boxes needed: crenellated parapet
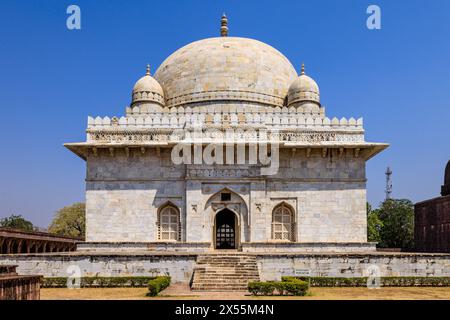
[85,111,365,145]
[87,113,363,131]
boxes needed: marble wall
[85,146,368,245]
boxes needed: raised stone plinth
[77,242,211,253]
[1,252,450,286]
[241,242,377,253]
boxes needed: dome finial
[146,64,151,76]
[221,13,228,37]
[301,62,305,75]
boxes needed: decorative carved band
[188,168,255,178]
[87,129,364,144]
[165,89,286,108]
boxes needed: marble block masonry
[64,15,388,252]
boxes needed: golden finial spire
[301,62,305,75]
[221,13,228,37]
[146,64,151,76]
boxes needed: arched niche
[204,187,250,246]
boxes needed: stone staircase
[191,253,260,291]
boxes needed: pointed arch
[204,187,246,209]
[204,186,250,244]
[157,201,181,241]
[272,202,296,241]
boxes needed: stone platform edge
[1,251,450,258]
[75,241,379,253]
[2,251,450,282]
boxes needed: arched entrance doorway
[215,209,238,249]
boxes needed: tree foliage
[0,214,34,231]
[366,203,383,243]
[374,199,414,249]
[48,202,85,238]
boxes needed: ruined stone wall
[0,254,197,283]
[256,253,450,280]
[415,195,450,253]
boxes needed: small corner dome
[442,160,450,196]
[131,65,165,106]
[444,160,450,185]
[287,63,320,106]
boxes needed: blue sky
[0,0,449,227]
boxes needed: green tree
[48,203,85,238]
[376,199,414,249]
[0,214,34,231]
[367,203,383,243]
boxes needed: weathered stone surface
[256,253,450,280]
[85,149,368,245]
[0,254,197,283]
[415,195,450,253]
[2,253,450,284]
[414,161,450,253]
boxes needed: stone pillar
[6,239,13,254]
[185,180,205,242]
[16,240,23,254]
[249,181,269,242]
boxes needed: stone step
[194,273,259,277]
[191,254,260,292]
[198,257,256,261]
[197,260,254,264]
[194,273,259,279]
[195,274,258,276]
[197,262,255,267]
[195,266,258,269]
[192,282,250,286]
[194,268,258,272]
[198,256,257,259]
[191,286,249,291]
[192,279,252,284]
[192,280,258,284]
[198,256,257,258]
[197,262,253,264]
[193,271,259,275]
[198,254,254,256]
[193,273,259,277]
[192,284,250,288]
[197,261,257,264]
[193,277,259,281]
[196,262,256,264]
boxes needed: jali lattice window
[272,204,295,241]
[158,205,180,241]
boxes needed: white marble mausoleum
[66,15,388,253]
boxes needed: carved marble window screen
[158,206,180,241]
[272,204,295,241]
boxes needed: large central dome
[154,37,298,108]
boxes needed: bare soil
[41,286,450,300]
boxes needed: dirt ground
[40,285,450,300]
